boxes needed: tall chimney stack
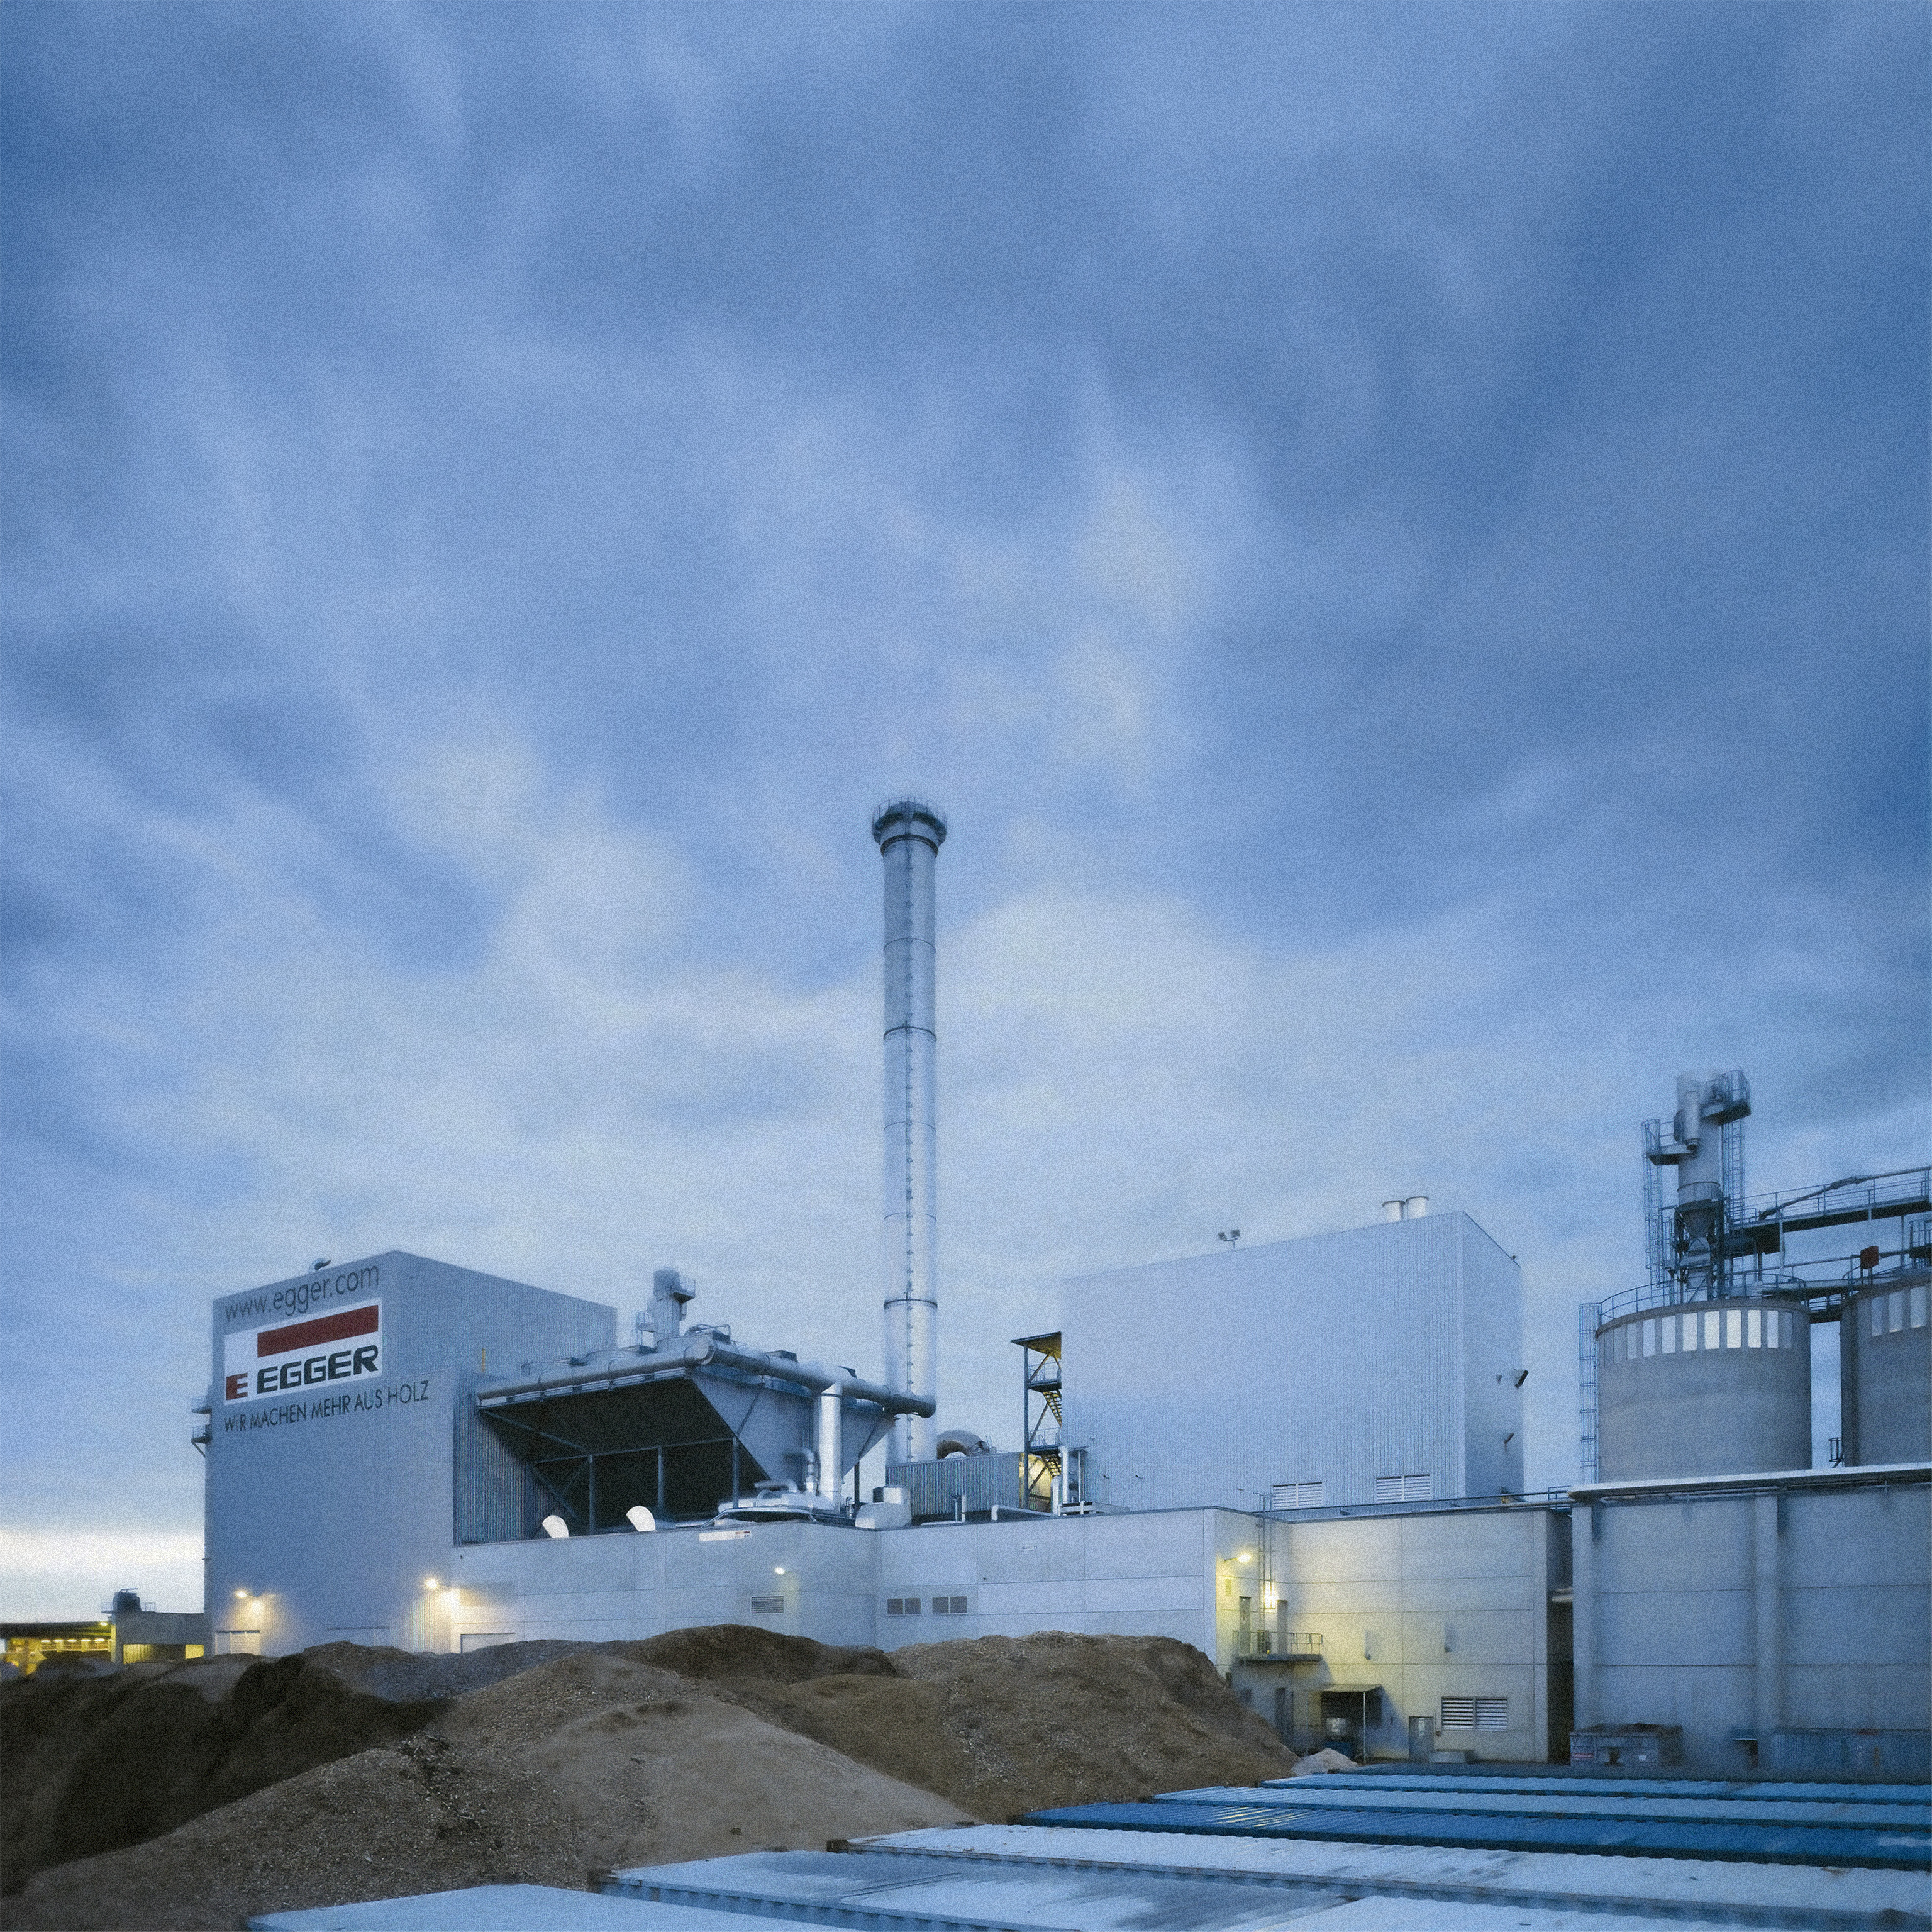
[872,798,945,1464]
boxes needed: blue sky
[4,1,1926,1616]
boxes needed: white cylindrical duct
[1405,1196,1429,1219]
[816,1384,845,1501]
[872,798,945,1464]
[1382,1199,1404,1223]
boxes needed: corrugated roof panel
[1018,1799,1931,1871]
[854,1824,1932,1923]
[1163,1784,1926,1829]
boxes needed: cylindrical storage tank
[1839,1271,1931,1466]
[1595,1299,1810,1481]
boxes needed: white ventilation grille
[1277,1481,1325,1507]
[1441,1696,1509,1729]
[748,1594,784,1614]
[1375,1473,1433,1503]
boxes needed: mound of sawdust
[615,1626,896,1685]
[4,1653,968,1932]
[740,1631,1297,1821]
[0,1647,457,1894]
[0,1631,875,1897]
[1289,1746,1358,1775]
[3,1627,1291,1929]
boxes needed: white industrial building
[1063,1206,1525,1513]
[193,806,1929,1775]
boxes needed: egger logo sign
[224,1301,382,1402]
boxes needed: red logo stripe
[257,1303,379,1358]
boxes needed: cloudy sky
[4,1,1926,1617]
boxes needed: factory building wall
[205,1252,614,1655]
[443,1509,1243,1668]
[450,1519,881,1652]
[1062,1213,1524,1513]
[1572,1464,1932,1775]
[1252,1504,1568,1765]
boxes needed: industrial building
[1,1591,209,1676]
[1063,1204,1525,1513]
[194,804,1928,1777]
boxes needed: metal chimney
[872,798,946,1464]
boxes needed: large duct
[872,798,946,1464]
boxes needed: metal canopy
[477,1364,898,1533]
[480,1376,768,1531]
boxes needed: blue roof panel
[1020,1799,1932,1871]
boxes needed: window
[1642,1319,1657,1357]
[1704,1311,1720,1351]
[1441,1696,1509,1730]
[1890,1291,1905,1334]
[1726,1309,1742,1349]
[1660,1318,1675,1355]
[885,1597,921,1616]
[930,1596,968,1614]
[1374,1474,1432,1503]
[1276,1481,1325,1507]
[1747,1307,1762,1348]
[1912,1284,1928,1330]
[1871,1296,1884,1339]
[749,1594,784,1614]
[1766,1311,1780,1349]
[1682,1313,1699,1352]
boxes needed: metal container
[1570,1724,1684,1770]
[1838,1271,1931,1466]
[1594,1299,1810,1481]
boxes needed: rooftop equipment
[872,798,946,1465]
[1643,1070,1752,1304]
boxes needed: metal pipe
[872,798,946,1463]
[816,1384,844,1499]
[475,1332,930,1416]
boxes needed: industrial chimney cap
[871,797,947,848]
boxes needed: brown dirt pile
[3,1652,966,1931]
[748,1631,1297,1821]
[1,1626,1289,1930]
[0,1640,592,1896]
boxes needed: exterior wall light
[1237,1550,1255,1563]
[234,1587,248,1600]
[423,1577,440,1591]
[774,1566,786,1575]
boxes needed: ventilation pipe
[647,1268,693,1348]
[1406,1196,1429,1218]
[872,799,946,1464]
[1382,1199,1404,1222]
[816,1384,844,1501]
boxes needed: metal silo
[872,798,945,1465]
[1594,1298,1812,1480]
[1839,1267,1932,1466]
